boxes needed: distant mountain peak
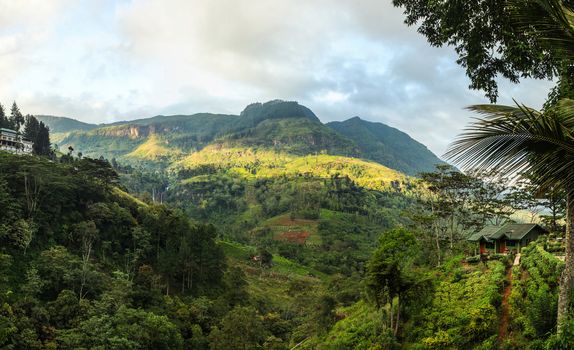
[327,117,445,175]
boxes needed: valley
[1,97,570,349]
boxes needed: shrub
[465,255,481,264]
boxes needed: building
[468,223,547,254]
[0,128,33,154]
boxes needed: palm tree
[446,0,574,332]
[446,100,574,331]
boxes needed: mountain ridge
[326,116,445,175]
[35,115,99,133]
[37,100,444,175]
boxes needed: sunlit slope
[126,134,183,160]
[174,145,409,191]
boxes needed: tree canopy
[391,0,566,102]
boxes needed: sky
[0,0,555,156]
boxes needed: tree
[57,306,183,349]
[418,165,476,263]
[75,221,98,300]
[9,219,35,253]
[21,267,44,298]
[366,228,421,337]
[10,102,24,131]
[0,103,8,129]
[23,115,39,143]
[391,0,561,102]
[38,122,51,155]
[257,247,273,268]
[445,99,574,332]
[208,306,267,350]
[540,187,567,233]
[221,267,249,308]
[313,295,337,334]
[24,118,51,156]
[510,177,567,231]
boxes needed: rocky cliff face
[94,125,152,139]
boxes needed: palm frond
[445,102,574,195]
[508,0,574,61]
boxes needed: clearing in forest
[257,213,321,245]
[275,231,310,244]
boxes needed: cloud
[0,0,555,155]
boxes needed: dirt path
[498,266,513,344]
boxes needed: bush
[465,255,481,264]
[489,253,509,263]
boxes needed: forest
[1,100,572,350]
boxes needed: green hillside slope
[327,116,445,175]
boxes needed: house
[468,223,548,254]
[0,128,33,154]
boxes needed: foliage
[408,165,523,266]
[365,228,432,340]
[414,261,505,349]
[509,244,563,342]
[0,152,231,348]
[391,0,558,102]
[318,301,397,350]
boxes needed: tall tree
[75,221,98,300]
[445,99,574,332]
[23,115,40,143]
[34,122,51,156]
[0,103,7,129]
[442,0,574,332]
[366,228,422,337]
[540,187,567,233]
[10,102,24,131]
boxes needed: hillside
[37,100,442,175]
[0,152,352,349]
[173,145,408,192]
[327,117,446,175]
[35,115,98,133]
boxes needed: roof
[467,223,547,242]
[0,128,17,134]
[467,226,500,242]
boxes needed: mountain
[327,117,445,175]
[35,115,98,133]
[221,101,358,156]
[38,100,443,174]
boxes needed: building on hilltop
[0,128,33,154]
[468,223,547,255]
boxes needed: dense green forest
[4,81,572,350]
[0,149,415,349]
[2,143,570,349]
